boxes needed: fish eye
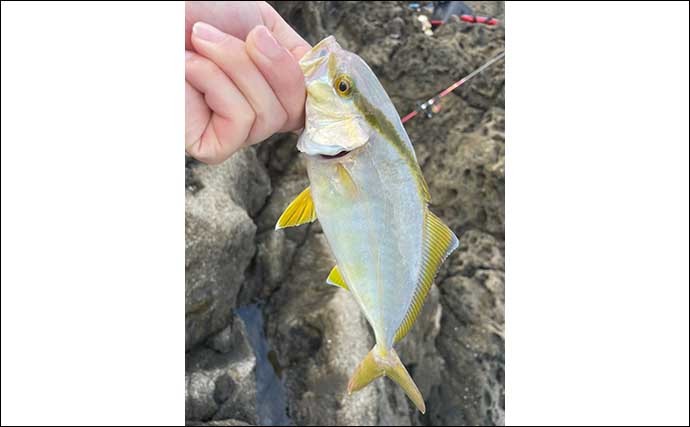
[334,76,353,97]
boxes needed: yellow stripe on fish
[351,90,431,202]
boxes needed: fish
[274,36,459,414]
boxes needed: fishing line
[401,50,505,124]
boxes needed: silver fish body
[305,130,425,349]
[275,36,459,413]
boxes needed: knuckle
[186,56,208,78]
[189,141,224,165]
[254,105,287,136]
[234,106,256,135]
[251,109,268,139]
[275,107,289,130]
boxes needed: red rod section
[460,14,498,25]
[401,110,418,124]
[430,15,499,27]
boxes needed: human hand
[185,1,311,164]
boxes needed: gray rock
[186,420,252,427]
[252,230,296,300]
[222,148,271,218]
[418,107,505,238]
[186,315,257,425]
[429,230,505,426]
[236,156,312,305]
[190,148,271,218]
[253,152,309,234]
[185,202,254,350]
[185,156,262,350]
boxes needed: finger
[185,1,262,51]
[185,80,209,149]
[191,22,288,144]
[246,26,306,132]
[185,50,255,164]
[257,1,311,59]
[185,2,311,59]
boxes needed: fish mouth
[319,149,351,160]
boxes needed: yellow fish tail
[347,345,425,413]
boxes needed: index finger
[185,1,310,60]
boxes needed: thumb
[246,25,308,132]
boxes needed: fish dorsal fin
[275,187,317,230]
[326,265,349,290]
[394,209,458,343]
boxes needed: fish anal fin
[326,265,349,291]
[275,187,317,230]
[394,209,459,343]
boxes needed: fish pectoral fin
[275,187,318,230]
[326,265,349,291]
[348,345,425,414]
[394,209,459,343]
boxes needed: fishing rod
[408,1,500,28]
[431,14,499,27]
[400,50,505,124]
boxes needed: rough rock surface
[186,2,504,426]
[186,314,257,424]
[186,149,270,351]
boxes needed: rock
[429,230,505,426]
[251,230,296,300]
[186,150,269,350]
[253,149,309,234]
[418,107,505,238]
[185,196,254,350]
[186,315,257,425]
[255,133,301,178]
[186,420,252,427]
[236,156,312,305]
[189,148,271,218]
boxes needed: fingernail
[254,26,283,59]
[192,22,226,43]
